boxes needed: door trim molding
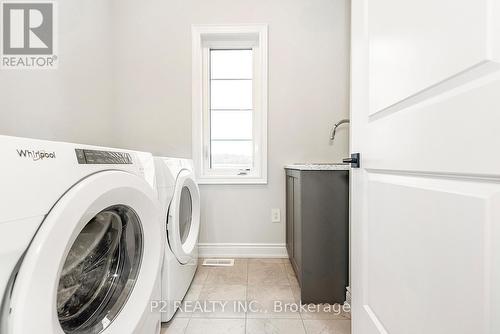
[198,243,287,258]
[367,167,500,182]
[364,305,389,334]
[369,60,500,120]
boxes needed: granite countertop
[284,163,350,171]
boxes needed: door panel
[351,0,500,333]
[286,175,294,261]
[369,0,491,113]
[366,173,498,333]
[293,176,302,276]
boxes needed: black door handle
[343,153,360,168]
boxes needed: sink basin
[284,163,350,171]
[298,162,348,165]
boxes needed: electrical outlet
[271,208,281,223]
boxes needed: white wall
[0,0,114,146]
[0,0,350,250]
[113,0,351,247]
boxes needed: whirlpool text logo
[17,149,56,161]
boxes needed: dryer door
[167,169,200,264]
[6,171,162,334]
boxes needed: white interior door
[350,0,500,333]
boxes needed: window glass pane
[208,48,254,171]
[211,140,253,169]
[211,80,252,110]
[211,49,253,79]
[211,110,252,140]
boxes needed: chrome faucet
[330,119,350,141]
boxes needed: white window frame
[192,24,268,184]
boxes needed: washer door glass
[178,186,193,244]
[57,205,143,334]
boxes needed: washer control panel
[75,149,133,164]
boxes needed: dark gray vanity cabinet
[285,167,349,304]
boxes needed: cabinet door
[292,176,302,277]
[285,175,294,260]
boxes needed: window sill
[196,176,268,185]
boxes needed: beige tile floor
[161,258,351,334]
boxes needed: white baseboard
[198,243,287,258]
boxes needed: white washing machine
[154,157,200,322]
[0,136,163,334]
